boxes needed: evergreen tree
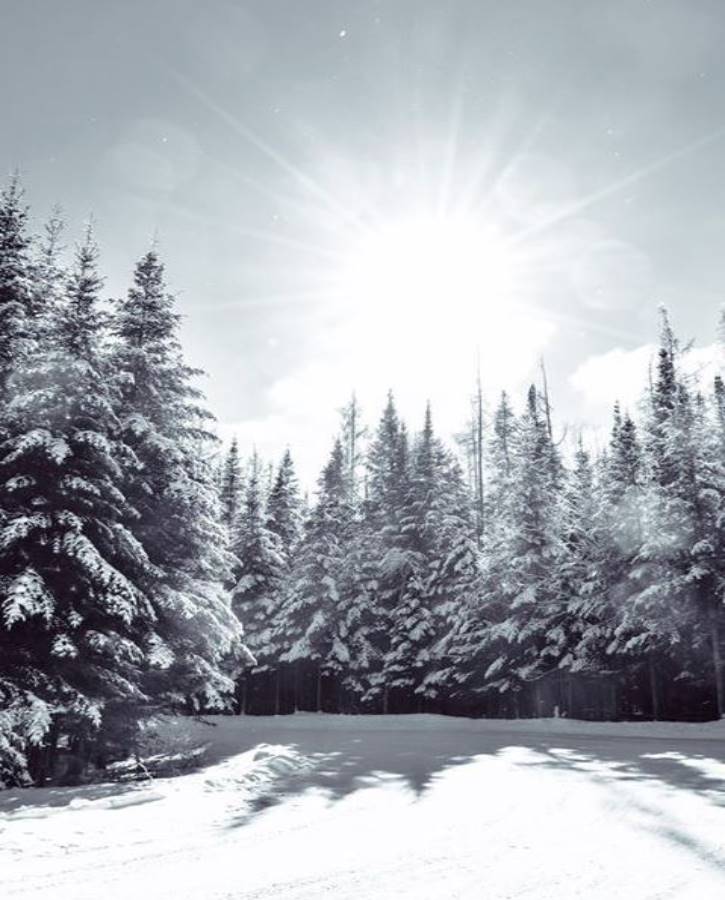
[559,440,609,681]
[231,451,284,673]
[280,440,352,709]
[339,392,367,507]
[219,437,243,531]
[111,247,245,714]
[0,176,32,403]
[482,385,565,702]
[0,229,154,783]
[266,448,303,562]
[29,206,65,334]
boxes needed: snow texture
[2,713,725,899]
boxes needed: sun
[324,211,548,411]
[339,214,515,323]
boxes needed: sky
[2,0,725,484]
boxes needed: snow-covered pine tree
[281,439,352,711]
[380,405,438,705]
[609,312,709,718]
[415,406,481,705]
[0,227,155,784]
[219,436,244,531]
[266,448,303,561]
[366,391,405,529]
[0,176,33,405]
[259,448,303,710]
[570,407,643,693]
[481,384,566,711]
[230,450,284,708]
[111,247,246,718]
[361,395,412,711]
[554,437,616,715]
[28,206,66,343]
[339,392,368,507]
[447,392,517,703]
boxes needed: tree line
[1,174,724,787]
[228,318,725,726]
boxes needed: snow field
[2,714,724,899]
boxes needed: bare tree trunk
[382,685,389,715]
[241,675,248,716]
[475,365,485,545]
[274,667,281,716]
[316,665,323,712]
[609,678,618,721]
[648,654,660,721]
[712,614,724,718]
[349,393,358,503]
[540,357,553,441]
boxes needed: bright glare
[340,216,514,322]
[326,212,552,431]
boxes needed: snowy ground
[2,714,725,899]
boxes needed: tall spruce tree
[0,228,155,784]
[111,248,245,714]
[266,448,303,562]
[281,440,352,710]
[230,451,284,677]
[482,385,565,707]
[0,176,32,404]
[219,437,244,531]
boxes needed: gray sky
[3,0,725,482]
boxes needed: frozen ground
[2,713,725,899]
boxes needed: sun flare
[340,215,515,322]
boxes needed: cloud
[570,342,721,413]
[570,344,656,412]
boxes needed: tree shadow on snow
[225,716,725,876]
[507,733,725,872]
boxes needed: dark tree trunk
[711,614,724,719]
[274,667,281,716]
[648,655,660,721]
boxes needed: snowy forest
[1,175,724,788]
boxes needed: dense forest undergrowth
[1,176,724,787]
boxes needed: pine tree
[379,406,436,702]
[612,314,705,717]
[111,247,245,715]
[438,393,515,701]
[219,437,243,531]
[29,206,65,333]
[559,440,609,684]
[281,440,352,709]
[339,392,367,507]
[482,385,565,705]
[0,176,32,404]
[0,228,154,784]
[266,448,303,561]
[366,391,404,527]
[231,451,284,676]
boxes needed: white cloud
[570,344,656,412]
[570,342,721,414]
